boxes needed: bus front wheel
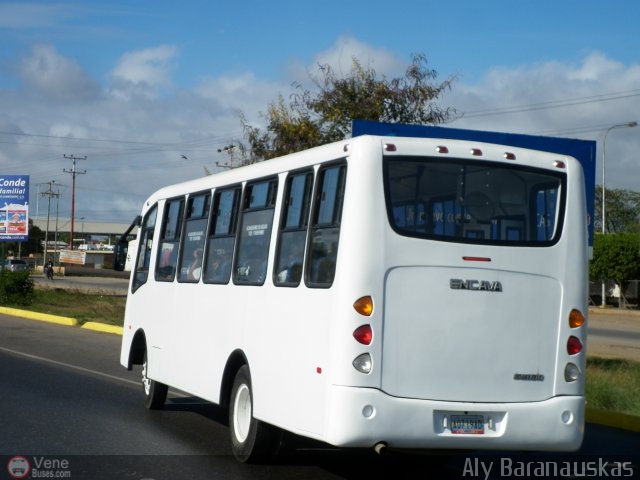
[142,351,168,410]
[229,365,277,463]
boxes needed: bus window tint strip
[384,156,565,246]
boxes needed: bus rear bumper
[324,386,584,452]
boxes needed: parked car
[3,259,30,272]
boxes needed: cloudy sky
[1,0,639,223]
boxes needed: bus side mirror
[114,215,141,272]
[114,241,128,271]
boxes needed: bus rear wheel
[229,365,278,463]
[142,351,168,410]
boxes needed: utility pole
[63,154,87,250]
[40,181,60,267]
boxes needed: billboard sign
[0,175,29,242]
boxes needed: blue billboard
[0,175,29,242]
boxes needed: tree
[590,232,640,306]
[26,221,44,255]
[594,185,640,234]
[238,53,458,163]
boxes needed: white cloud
[111,45,178,94]
[19,44,99,101]
[195,71,289,125]
[567,52,625,82]
[312,36,404,77]
[287,36,406,88]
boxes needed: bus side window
[274,171,313,287]
[177,192,210,283]
[155,198,184,282]
[234,179,278,286]
[203,187,240,284]
[132,204,158,293]
[306,163,346,288]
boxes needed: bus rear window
[384,156,566,245]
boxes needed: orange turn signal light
[569,309,585,328]
[353,296,373,316]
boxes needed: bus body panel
[382,266,560,402]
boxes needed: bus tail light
[569,309,585,328]
[567,336,583,355]
[353,296,373,316]
[353,353,372,374]
[564,363,581,382]
[353,324,373,345]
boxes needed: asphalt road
[1,313,639,480]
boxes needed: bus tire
[142,351,168,410]
[229,365,276,463]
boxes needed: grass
[29,287,126,326]
[586,357,640,416]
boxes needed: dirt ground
[587,308,640,362]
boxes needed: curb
[0,306,77,326]
[586,408,640,433]
[81,321,123,336]
[0,306,122,335]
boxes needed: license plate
[450,415,484,434]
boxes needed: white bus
[118,128,589,462]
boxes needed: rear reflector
[463,256,492,262]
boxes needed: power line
[460,88,640,119]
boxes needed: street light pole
[600,121,638,307]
